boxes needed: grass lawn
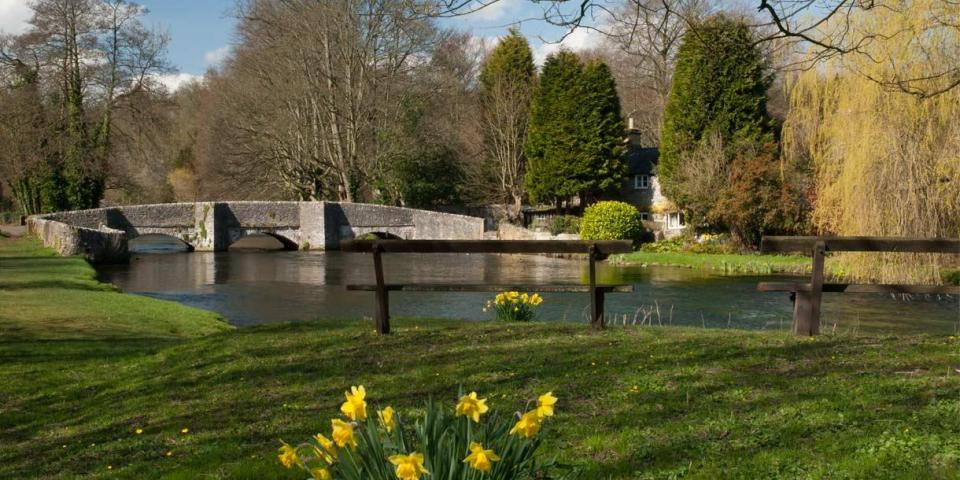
[613,251,822,275]
[2,236,960,479]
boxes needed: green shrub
[639,238,684,253]
[579,201,644,242]
[944,269,960,286]
[547,215,580,235]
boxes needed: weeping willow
[783,1,960,283]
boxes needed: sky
[0,0,606,90]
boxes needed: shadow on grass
[1,321,958,479]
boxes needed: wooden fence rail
[758,236,960,335]
[341,239,634,334]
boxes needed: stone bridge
[27,201,484,263]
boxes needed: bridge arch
[27,201,484,263]
[128,233,194,253]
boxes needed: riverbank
[2,237,959,479]
[612,250,816,275]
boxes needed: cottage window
[667,212,685,229]
[639,212,651,221]
[634,174,650,190]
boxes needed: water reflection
[96,249,959,334]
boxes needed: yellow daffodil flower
[331,419,357,449]
[530,293,543,305]
[378,406,396,433]
[509,410,541,438]
[340,385,367,421]
[311,433,336,464]
[314,433,337,457]
[455,391,489,423]
[311,467,332,480]
[463,441,500,473]
[521,293,529,303]
[278,442,299,468]
[135,428,143,435]
[536,392,557,418]
[389,452,429,480]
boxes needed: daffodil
[340,385,367,421]
[331,419,357,449]
[521,293,529,303]
[278,442,299,468]
[463,441,500,473]
[314,433,337,456]
[455,391,489,423]
[311,467,332,480]
[509,410,541,438]
[312,433,336,464]
[530,293,543,305]
[389,452,429,480]
[135,428,143,435]
[536,392,557,418]
[378,406,396,433]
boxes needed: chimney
[625,117,642,147]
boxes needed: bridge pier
[192,202,232,251]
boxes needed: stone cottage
[619,126,685,237]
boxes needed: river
[94,237,959,334]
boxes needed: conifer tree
[478,29,536,217]
[659,14,774,217]
[525,51,625,206]
[524,50,584,206]
[579,60,626,199]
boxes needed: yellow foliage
[783,1,960,283]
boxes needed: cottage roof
[625,146,659,175]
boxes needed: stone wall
[28,201,485,262]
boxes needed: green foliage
[525,51,625,204]
[579,61,626,196]
[395,145,464,209]
[639,234,738,255]
[375,98,464,208]
[579,201,644,241]
[282,389,565,479]
[479,28,535,94]
[711,144,807,247]
[944,269,960,286]
[659,14,775,221]
[547,215,580,235]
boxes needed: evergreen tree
[525,51,626,206]
[478,28,536,217]
[579,60,626,199]
[659,14,775,219]
[524,50,584,206]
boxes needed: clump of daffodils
[484,291,544,322]
[278,386,565,479]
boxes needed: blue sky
[0,0,604,87]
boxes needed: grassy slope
[613,251,815,275]
[2,238,960,479]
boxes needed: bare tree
[437,0,960,98]
[221,0,441,202]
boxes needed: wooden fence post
[588,244,604,329]
[794,241,825,336]
[372,243,390,335]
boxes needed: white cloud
[466,0,520,22]
[532,27,605,65]
[0,0,33,35]
[203,46,230,68]
[153,73,203,93]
